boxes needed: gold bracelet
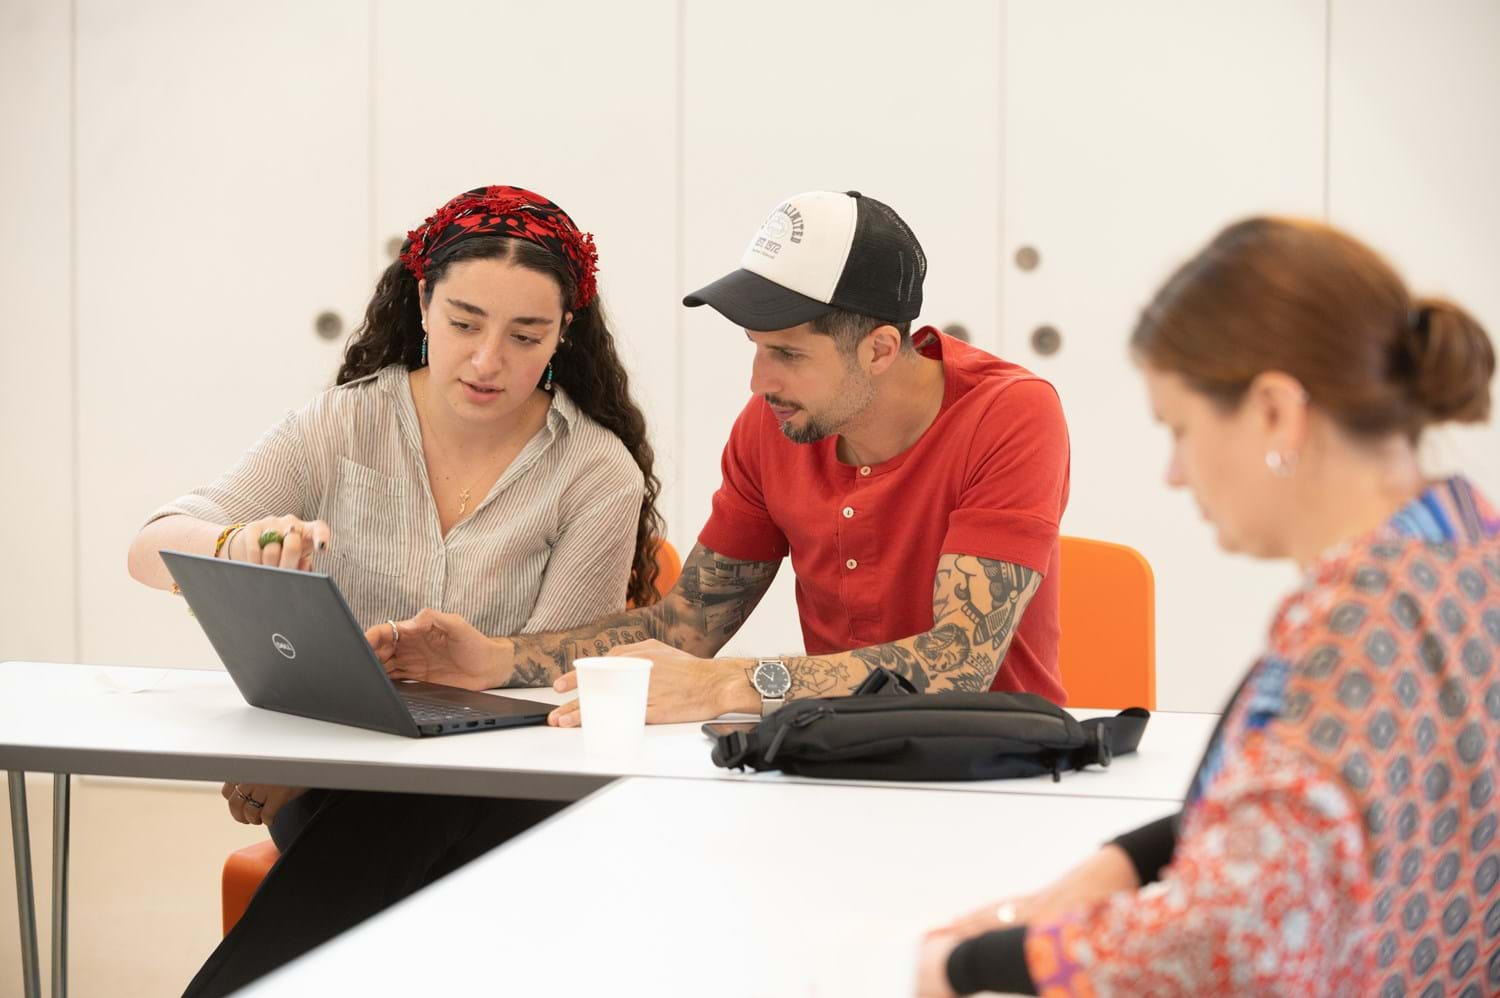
[214,522,246,559]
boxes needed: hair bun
[1404,298,1494,425]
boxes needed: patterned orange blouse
[948,477,1500,996]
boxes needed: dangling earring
[543,361,554,392]
[420,333,428,367]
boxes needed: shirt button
[859,466,871,477]
[842,506,855,518]
[846,558,858,570]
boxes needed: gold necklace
[414,378,519,518]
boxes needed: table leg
[7,770,42,998]
[52,774,70,998]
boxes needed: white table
[0,662,1213,801]
[246,777,1176,998]
[1,660,1214,997]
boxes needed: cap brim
[682,269,833,331]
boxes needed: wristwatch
[751,658,792,717]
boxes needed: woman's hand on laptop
[220,782,307,827]
[366,609,507,691]
[224,515,332,571]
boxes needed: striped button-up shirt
[149,365,644,636]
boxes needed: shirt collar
[1298,475,1498,588]
[1382,475,1499,546]
[545,383,579,434]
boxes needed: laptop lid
[163,551,426,737]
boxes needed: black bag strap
[848,668,1152,767]
[1072,707,1151,769]
[849,667,919,696]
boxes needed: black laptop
[161,550,552,737]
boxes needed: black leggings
[183,791,566,997]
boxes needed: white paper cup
[573,656,652,755]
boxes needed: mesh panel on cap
[828,194,926,324]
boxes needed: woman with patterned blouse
[127,186,665,997]
[918,218,1498,996]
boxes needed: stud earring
[1265,450,1298,478]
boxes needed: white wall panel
[1328,0,1500,501]
[0,0,76,666]
[1002,0,1326,710]
[74,1,371,667]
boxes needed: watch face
[754,661,791,698]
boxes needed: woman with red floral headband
[128,186,663,996]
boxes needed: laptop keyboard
[402,698,482,725]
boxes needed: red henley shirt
[698,328,1071,703]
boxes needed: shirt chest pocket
[330,457,410,578]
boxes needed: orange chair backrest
[651,538,683,598]
[627,538,683,608]
[1056,535,1156,710]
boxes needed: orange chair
[1056,535,1156,710]
[221,839,281,936]
[628,536,683,608]
[221,538,684,935]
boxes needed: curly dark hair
[337,235,665,606]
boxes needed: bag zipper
[763,704,833,765]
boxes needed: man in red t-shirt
[377,190,1072,720]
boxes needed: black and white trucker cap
[683,190,926,331]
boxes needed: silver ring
[232,787,265,809]
[388,619,400,646]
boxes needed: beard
[780,414,833,444]
[770,365,876,445]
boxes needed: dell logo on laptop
[271,633,297,659]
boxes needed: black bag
[710,669,1150,782]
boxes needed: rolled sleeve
[942,380,1069,573]
[697,398,789,563]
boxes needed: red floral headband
[399,185,599,310]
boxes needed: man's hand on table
[546,639,758,727]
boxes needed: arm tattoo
[931,565,956,620]
[503,543,779,686]
[660,546,780,654]
[790,657,851,697]
[943,652,997,693]
[508,660,553,688]
[952,557,1038,651]
[783,554,1042,700]
[850,643,931,692]
[559,626,652,665]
